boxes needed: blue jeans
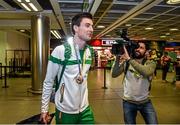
[123,99,158,124]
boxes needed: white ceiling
[0,0,180,41]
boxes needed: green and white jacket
[41,40,93,114]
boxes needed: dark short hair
[71,12,93,35]
[138,41,150,51]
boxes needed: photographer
[111,42,158,124]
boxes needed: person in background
[111,42,158,124]
[160,52,171,82]
[40,12,94,124]
[175,50,180,86]
[149,49,159,78]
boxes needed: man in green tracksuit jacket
[40,12,94,124]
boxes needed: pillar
[29,14,50,94]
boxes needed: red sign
[89,39,102,46]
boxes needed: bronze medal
[75,74,83,84]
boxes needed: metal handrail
[0,65,31,88]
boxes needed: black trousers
[176,66,180,81]
[162,65,169,80]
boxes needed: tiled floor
[0,69,180,124]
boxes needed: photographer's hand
[121,45,130,61]
[112,55,124,78]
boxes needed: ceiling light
[169,28,178,31]
[51,30,61,39]
[167,0,180,4]
[125,24,132,27]
[165,33,170,35]
[97,25,105,29]
[15,0,43,12]
[51,30,58,39]
[54,31,61,39]
[160,35,166,38]
[29,3,38,11]
[20,29,25,32]
[170,38,174,40]
[21,3,31,11]
[145,27,154,30]
[25,0,30,2]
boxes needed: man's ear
[73,25,78,33]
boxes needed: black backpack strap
[142,58,147,65]
[55,42,71,91]
[124,61,130,75]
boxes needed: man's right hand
[118,46,130,64]
[40,112,51,124]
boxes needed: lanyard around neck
[74,43,87,75]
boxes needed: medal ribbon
[74,43,87,76]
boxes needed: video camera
[111,29,139,57]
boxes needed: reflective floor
[0,69,180,124]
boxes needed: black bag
[16,113,55,124]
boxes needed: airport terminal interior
[0,0,180,124]
[0,69,180,124]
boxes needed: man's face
[75,18,93,41]
[134,42,146,59]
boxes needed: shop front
[89,39,115,69]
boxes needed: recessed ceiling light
[169,28,178,31]
[167,0,180,4]
[51,30,61,39]
[125,24,132,27]
[170,38,174,40]
[145,27,154,30]
[97,25,105,29]
[165,33,170,35]
[160,35,166,38]
[25,0,30,2]
[20,29,25,32]
[29,3,38,11]
[17,0,22,2]
[21,3,31,11]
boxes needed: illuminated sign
[102,40,115,46]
